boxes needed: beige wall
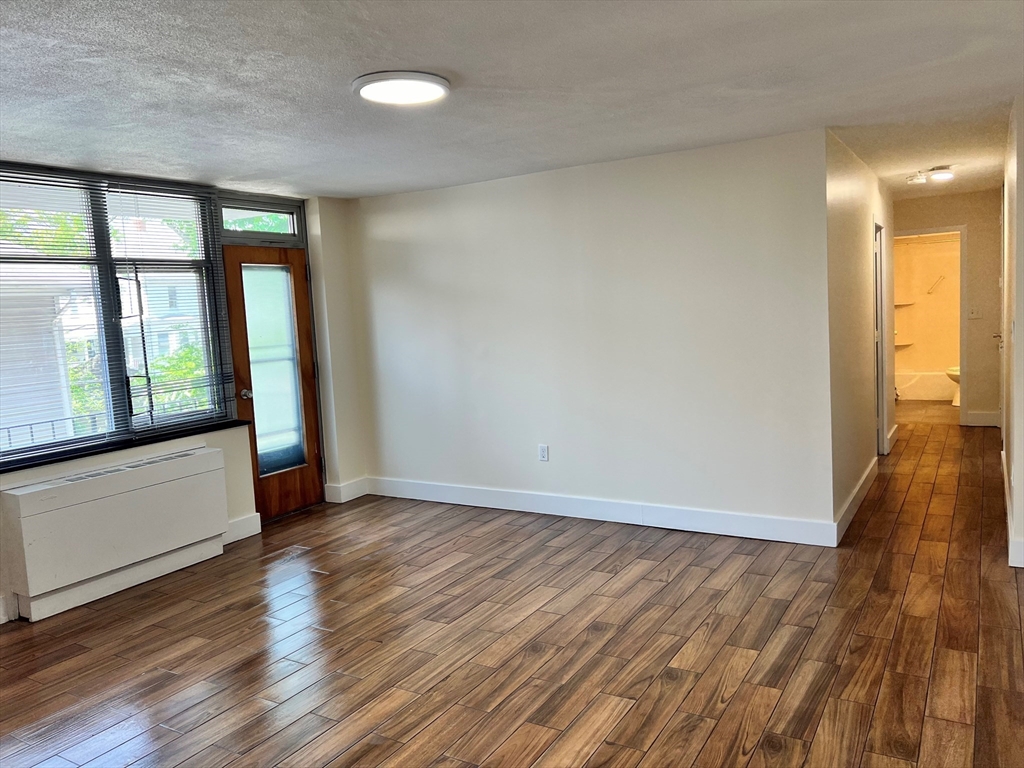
[825,132,893,520]
[894,189,1004,423]
[349,130,837,522]
[894,234,961,380]
[306,197,372,493]
[1006,95,1023,563]
[0,425,257,621]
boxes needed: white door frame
[873,222,890,454]
[894,225,968,426]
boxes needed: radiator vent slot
[62,451,198,483]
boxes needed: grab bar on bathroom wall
[927,275,945,294]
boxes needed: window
[0,166,232,469]
[219,196,305,249]
[222,206,295,234]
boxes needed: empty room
[1,1,1022,766]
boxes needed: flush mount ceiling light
[906,165,955,185]
[352,71,450,105]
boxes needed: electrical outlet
[538,444,549,462]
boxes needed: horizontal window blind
[0,179,97,258]
[0,175,117,455]
[0,166,234,467]
[107,185,223,431]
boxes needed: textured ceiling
[831,107,1011,201]
[1,0,1022,198]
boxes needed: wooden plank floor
[1,418,1021,767]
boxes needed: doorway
[222,245,324,519]
[893,230,964,424]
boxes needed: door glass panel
[241,264,305,475]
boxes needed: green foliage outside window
[0,209,91,256]
[160,218,200,258]
[64,340,108,434]
[149,338,211,413]
[223,213,292,233]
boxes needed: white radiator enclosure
[1,447,228,621]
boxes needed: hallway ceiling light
[352,71,450,105]
[906,166,955,185]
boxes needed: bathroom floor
[896,399,961,424]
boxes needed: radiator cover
[1,447,228,620]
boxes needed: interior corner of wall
[305,198,324,249]
[224,512,262,544]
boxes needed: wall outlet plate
[538,444,549,462]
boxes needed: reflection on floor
[896,399,960,425]
[0,418,1019,767]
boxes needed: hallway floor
[895,399,961,425]
[0,420,1020,767]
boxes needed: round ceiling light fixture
[352,71,450,105]
[928,165,955,182]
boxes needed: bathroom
[893,231,962,407]
[892,185,1005,428]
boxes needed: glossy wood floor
[1,421,1021,767]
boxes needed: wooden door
[222,245,324,519]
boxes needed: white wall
[825,132,892,521]
[350,130,837,526]
[1006,95,1024,566]
[0,425,258,621]
[894,189,1005,425]
[306,197,373,499]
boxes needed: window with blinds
[0,166,233,468]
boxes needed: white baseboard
[887,423,899,451]
[1010,531,1024,568]
[370,477,838,546]
[16,537,223,622]
[834,458,879,546]
[223,512,262,544]
[1004,451,1022,567]
[965,410,1001,427]
[640,502,836,546]
[325,477,371,504]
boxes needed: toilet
[946,366,960,406]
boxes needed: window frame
[218,192,306,248]
[0,162,239,473]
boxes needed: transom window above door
[217,196,305,249]
[221,207,296,235]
